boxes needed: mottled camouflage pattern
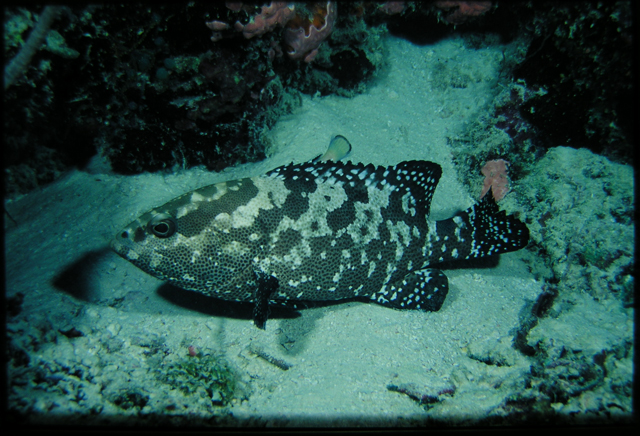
[112,159,529,327]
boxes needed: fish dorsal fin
[266,160,442,217]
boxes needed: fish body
[112,141,529,328]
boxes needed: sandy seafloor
[5,35,634,427]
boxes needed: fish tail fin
[466,188,530,256]
[432,188,529,262]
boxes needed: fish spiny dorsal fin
[266,160,442,218]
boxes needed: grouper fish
[112,136,529,329]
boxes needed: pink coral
[206,2,296,41]
[206,21,230,31]
[236,2,296,39]
[284,1,336,62]
[205,2,336,63]
[205,20,229,42]
[480,159,510,201]
[380,2,405,15]
[434,1,492,24]
[225,2,243,13]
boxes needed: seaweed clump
[152,348,238,408]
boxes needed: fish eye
[147,213,177,238]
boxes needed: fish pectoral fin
[372,269,449,312]
[252,271,279,330]
[315,135,352,163]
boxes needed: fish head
[111,179,260,293]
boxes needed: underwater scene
[4,1,634,428]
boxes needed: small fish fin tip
[319,135,352,162]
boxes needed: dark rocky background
[3,2,634,197]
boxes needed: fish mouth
[110,236,131,258]
[111,218,148,257]
[110,230,141,261]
